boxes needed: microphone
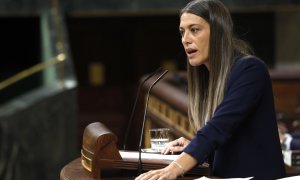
[123,67,163,150]
[137,69,168,175]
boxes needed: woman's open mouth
[186,48,198,58]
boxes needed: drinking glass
[149,128,170,151]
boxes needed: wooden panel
[271,69,300,113]
[273,81,300,113]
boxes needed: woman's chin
[188,57,209,67]
[188,59,201,66]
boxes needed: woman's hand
[161,137,190,155]
[135,163,180,180]
[136,152,198,180]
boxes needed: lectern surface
[60,158,133,180]
[60,157,205,180]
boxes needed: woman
[136,0,286,179]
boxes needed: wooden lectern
[60,122,210,179]
[81,122,122,178]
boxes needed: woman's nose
[182,32,191,44]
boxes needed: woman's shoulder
[229,54,270,82]
[234,54,266,68]
[232,54,269,74]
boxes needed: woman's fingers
[171,145,185,153]
[178,137,190,147]
[161,138,187,155]
[161,140,177,154]
[135,170,153,180]
[136,170,163,180]
[160,137,191,155]
[135,168,176,180]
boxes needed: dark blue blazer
[184,56,286,180]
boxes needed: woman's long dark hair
[181,0,251,131]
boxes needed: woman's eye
[191,28,199,33]
[179,30,184,37]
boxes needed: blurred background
[0,0,299,179]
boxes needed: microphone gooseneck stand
[137,70,168,176]
[123,67,163,150]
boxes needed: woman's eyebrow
[179,24,199,29]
